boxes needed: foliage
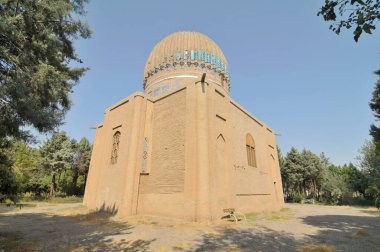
[0,138,19,201]
[281,146,376,206]
[0,131,92,200]
[299,149,324,197]
[321,164,349,204]
[71,138,92,195]
[317,0,380,42]
[288,193,304,203]
[9,140,39,192]
[357,140,380,195]
[0,164,19,200]
[281,148,326,198]
[281,147,303,194]
[0,0,91,140]
[369,71,380,149]
[0,0,91,202]
[341,163,368,194]
[39,132,76,196]
[375,197,380,209]
[367,65,380,209]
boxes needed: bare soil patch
[0,203,379,251]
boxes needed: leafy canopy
[369,71,380,147]
[0,0,91,139]
[40,132,76,176]
[318,0,379,41]
[39,131,76,195]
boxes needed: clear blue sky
[56,0,379,165]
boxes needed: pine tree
[70,137,91,195]
[369,71,380,149]
[10,140,39,192]
[0,0,91,140]
[39,132,76,196]
[300,149,323,197]
[283,147,303,194]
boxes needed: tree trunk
[313,179,317,197]
[303,181,306,195]
[50,173,57,196]
[71,169,79,195]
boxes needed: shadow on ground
[0,203,37,213]
[359,209,380,216]
[0,204,155,251]
[303,215,380,251]
[173,227,299,252]
[2,203,380,251]
[173,214,380,251]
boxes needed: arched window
[246,134,256,167]
[111,131,121,164]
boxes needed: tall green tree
[0,138,19,199]
[0,0,91,139]
[321,164,349,204]
[282,147,303,194]
[39,131,76,196]
[318,0,379,42]
[9,140,39,192]
[357,140,380,197]
[300,149,324,197]
[369,71,380,147]
[70,137,91,195]
[0,165,19,201]
[341,163,368,195]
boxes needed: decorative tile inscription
[141,137,148,173]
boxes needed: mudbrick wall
[139,89,186,194]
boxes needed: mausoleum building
[84,31,284,222]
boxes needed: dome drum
[143,32,230,93]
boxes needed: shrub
[49,195,83,203]
[289,193,305,203]
[8,194,19,204]
[375,198,380,210]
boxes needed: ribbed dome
[143,31,229,90]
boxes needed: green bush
[365,186,379,198]
[343,197,374,206]
[8,194,19,204]
[19,192,83,203]
[49,195,83,203]
[375,198,380,210]
[289,193,305,203]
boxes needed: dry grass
[0,231,41,251]
[58,204,89,216]
[0,231,22,251]
[48,196,83,203]
[174,241,192,249]
[72,210,114,224]
[126,215,189,228]
[246,208,294,221]
[352,229,370,238]
[264,212,291,221]
[245,212,260,220]
[359,208,380,216]
[0,202,37,213]
[133,216,160,226]
[297,243,337,252]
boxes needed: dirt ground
[0,202,379,252]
